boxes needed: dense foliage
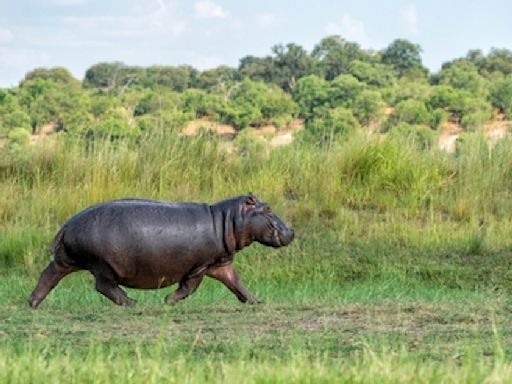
[1,35,511,145]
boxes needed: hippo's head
[238,194,294,248]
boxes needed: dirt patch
[182,118,304,147]
[182,119,236,137]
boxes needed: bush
[301,107,359,146]
[488,76,512,118]
[429,108,448,130]
[461,111,490,131]
[428,85,493,121]
[328,74,366,108]
[388,123,436,150]
[7,127,30,146]
[180,89,223,118]
[352,90,385,125]
[218,79,297,129]
[394,99,430,125]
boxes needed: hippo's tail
[50,225,67,257]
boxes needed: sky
[0,0,511,87]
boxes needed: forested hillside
[1,35,512,150]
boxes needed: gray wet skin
[28,194,294,308]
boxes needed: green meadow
[2,131,512,382]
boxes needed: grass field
[2,132,512,382]
[1,270,512,383]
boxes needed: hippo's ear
[245,194,256,206]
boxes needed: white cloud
[0,26,13,44]
[60,0,188,43]
[0,47,49,67]
[401,4,419,35]
[325,22,341,36]
[341,13,370,45]
[325,13,370,46]
[194,1,227,19]
[256,13,278,29]
[45,0,87,5]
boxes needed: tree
[348,60,396,88]
[143,65,198,91]
[83,62,127,89]
[381,39,426,78]
[489,76,512,118]
[479,48,512,76]
[17,78,62,133]
[293,75,330,121]
[353,90,385,125]
[217,79,297,129]
[301,107,360,146]
[394,99,430,125]
[180,89,224,118]
[437,60,486,94]
[271,43,313,91]
[21,67,80,88]
[312,35,370,80]
[195,65,240,93]
[239,55,276,84]
[328,74,366,109]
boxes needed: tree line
[1,35,512,149]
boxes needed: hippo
[28,194,294,308]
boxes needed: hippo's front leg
[206,263,261,304]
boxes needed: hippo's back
[58,199,221,276]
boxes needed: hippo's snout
[278,226,295,246]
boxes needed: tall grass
[2,130,512,289]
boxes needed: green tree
[21,67,80,88]
[489,76,512,118]
[239,56,276,84]
[195,65,240,92]
[381,39,427,78]
[328,74,366,108]
[437,60,486,94]
[271,43,313,91]
[181,89,223,118]
[312,35,370,80]
[143,65,198,91]
[293,75,330,121]
[217,79,297,129]
[83,62,127,89]
[394,99,430,125]
[301,106,360,146]
[349,60,396,88]
[352,90,385,125]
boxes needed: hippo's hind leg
[29,261,76,309]
[206,263,261,304]
[92,264,135,306]
[165,271,205,305]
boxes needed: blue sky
[0,0,511,87]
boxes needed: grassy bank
[2,130,512,382]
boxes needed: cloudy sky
[0,0,511,87]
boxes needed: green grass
[3,130,512,381]
[1,271,512,383]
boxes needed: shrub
[394,99,430,125]
[388,123,436,150]
[352,90,385,125]
[488,76,512,118]
[301,107,359,146]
